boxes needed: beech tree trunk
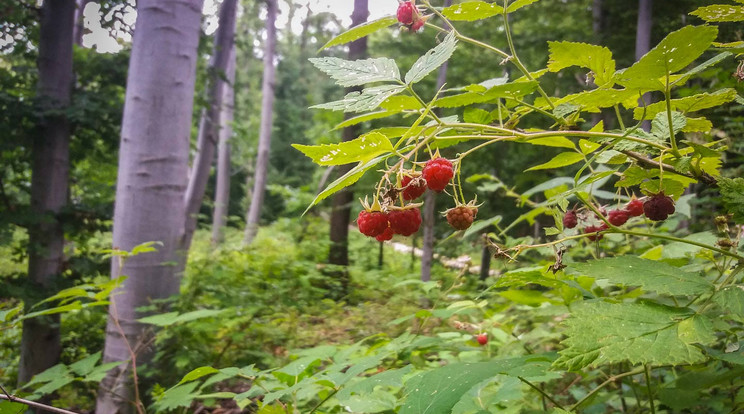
[244,0,278,245]
[636,0,653,131]
[182,0,238,253]
[211,47,236,245]
[96,0,204,412]
[17,0,76,392]
[73,0,91,46]
[327,0,369,292]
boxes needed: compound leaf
[547,41,616,86]
[320,16,397,51]
[292,132,393,166]
[309,57,400,87]
[405,32,457,84]
[311,85,405,113]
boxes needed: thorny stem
[517,376,567,411]
[570,367,646,411]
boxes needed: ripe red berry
[476,333,488,346]
[585,223,608,241]
[388,208,422,236]
[446,206,477,230]
[401,175,426,200]
[375,226,394,242]
[643,194,676,221]
[397,1,416,25]
[410,18,425,32]
[608,209,629,226]
[625,199,644,217]
[357,210,389,237]
[422,157,454,192]
[563,211,578,229]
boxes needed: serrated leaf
[682,117,713,133]
[651,110,686,139]
[311,85,405,113]
[616,165,655,187]
[138,309,226,327]
[175,366,219,387]
[617,26,719,90]
[308,154,392,212]
[506,0,540,13]
[526,152,584,171]
[292,132,393,166]
[714,286,744,317]
[671,52,732,86]
[634,89,738,120]
[380,95,422,111]
[555,301,713,370]
[640,178,687,198]
[578,139,600,155]
[69,352,102,376]
[690,5,744,22]
[525,136,576,149]
[569,256,713,296]
[405,32,457,84]
[717,177,744,224]
[309,57,400,87]
[442,1,504,21]
[435,81,539,108]
[547,41,616,86]
[463,108,493,124]
[549,88,638,112]
[333,111,398,130]
[336,366,413,401]
[320,16,398,51]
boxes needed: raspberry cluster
[357,207,422,242]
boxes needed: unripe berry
[358,211,389,237]
[643,194,676,221]
[446,206,477,230]
[563,210,578,229]
[422,157,454,192]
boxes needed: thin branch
[0,392,81,414]
[517,377,566,411]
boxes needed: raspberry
[625,199,644,217]
[410,18,425,32]
[446,206,477,230]
[397,1,416,25]
[585,223,608,241]
[563,211,578,229]
[476,333,488,346]
[643,194,676,221]
[357,210,389,237]
[388,208,422,236]
[608,210,629,226]
[375,226,394,242]
[401,175,426,200]
[422,157,454,192]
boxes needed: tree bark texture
[636,0,653,131]
[327,0,369,272]
[96,0,204,412]
[18,0,76,391]
[211,46,236,245]
[244,0,279,245]
[182,0,238,252]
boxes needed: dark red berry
[476,333,488,346]
[643,194,676,221]
[388,208,422,236]
[608,210,629,226]
[401,175,426,200]
[563,211,578,229]
[358,210,389,237]
[397,1,416,25]
[375,226,394,242]
[585,223,608,241]
[446,206,477,230]
[422,157,454,192]
[625,199,644,217]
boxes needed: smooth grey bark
[73,0,91,46]
[421,0,452,282]
[636,0,653,131]
[211,46,237,245]
[95,0,204,412]
[182,0,238,252]
[18,0,76,392]
[244,0,278,244]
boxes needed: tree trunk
[96,0,204,412]
[636,0,653,131]
[211,47,236,245]
[244,0,278,245]
[73,0,91,46]
[182,0,238,253]
[327,0,369,292]
[421,0,452,282]
[17,0,76,393]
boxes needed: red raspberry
[625,199,644,217]
[608,210,629,226]
[422,157,454,192]
[563,211,578,229]
[476,333,488,346]
[410,18,425,32]
[388,208,422,236]
[446,206,477,230]
[585,223,608,241]
[357,210,389,237]
[397,1,416,25]
[375,226,394,242]
[401,175,426,200]
[643,194,675,221]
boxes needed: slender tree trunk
[244,0,278,244]
[211,47,236,245]
[327,0,369,292]
[73,0,91,46]
[636,0,653,131]
[17,0,75,393]
[96,0,204,412]
[421,0,452,282]
[182,0,238,253]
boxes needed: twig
[517,376,566,411]
[0,392,81,414]
[570,367,645,411]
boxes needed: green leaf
[175,366,220,387]
[690,5,744,22]
[578,139,600,155]
[292,132,393,166]
[714,286,744,317]
[336,366,413,401]
[569,256,713,296]
[319,16,398,51]
[634,89,738,120]
[333,111,399,130]
[682,117,713,133]
[617,26,719,90]
[309,57,400,87]
[308,154,392,211]
[462,108,493,124]
[506,0,540,13]
[311,85,405,113]
[671,52,732,86]
[405,32,458,84]
[69,352,102,376]
[717,177,744,223]
[526,152,584,171]
[442,1,504,21]
[435,81,539,108]
[524,136,576,149]
[547,41,616,86]
[555,301,714,370]
[138,309,226,327]
[651,110,686,138]
[550,88,637,112]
